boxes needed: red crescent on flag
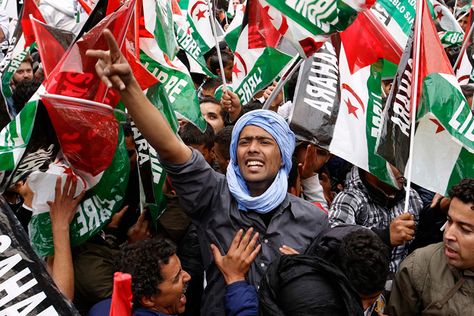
[234,52,248,75]
[341,83,365,113]
[278,14,289,35]
[190,0,207,18]
[458,75,470,83]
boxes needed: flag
[231,0,293,104]
[153,0,179,60]
[340,0,416,74]
[20,0,46,48]
[329,42,396,186]
[259,0,327,57]
[0,199,80,315]
[264,0,375,38]
[135,0,207,221]
[433,0,463,48]
[172,0,216,77]
[376,31,414,173]
[30,18,75,79]
[0,92,129,256]
[28,118,130,256]
[0,91,59,191]
[289,41,340,148]
[141,0,206,131]
[377,0,474,195]
[186,0,215,54]
[289,38,396,186]
[41,0,135,181]
[224,2,246,51]
[130,119,168,221]
[455,6,474,84]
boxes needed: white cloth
[39,0,86,35]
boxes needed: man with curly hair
[388,178,474,315]
[89,238,191,316]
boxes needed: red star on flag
[436,10,443,20]
[232,63,241,76]
[345,99,359,118]
[196,9,206,20]
[429,118,445,133]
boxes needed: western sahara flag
[224,2,246,52]
[377,0,474,195]
[289,38,396,186]
[0,197,80,315]
[0,93,129,257]
[329,42,396,186]
[186,0,214,54]
[141,0,206,131]
[231,0,293,105]
[172,0,216,77]
[264,0,376,38]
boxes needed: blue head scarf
[226,110,295,214]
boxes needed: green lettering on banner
[421,73,474,149]
[141,50,207,131]
[234,47,293,104]
[266,0,357,36]
[377,0,415,35]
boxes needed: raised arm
[86,29,191,164]
[47,175,85,300]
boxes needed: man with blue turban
[87,30,329,316]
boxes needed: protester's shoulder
[287,193,328,219]
[401,242,444,272]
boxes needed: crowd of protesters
[0,0,473,316]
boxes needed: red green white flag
[231,0,293,104]
[329,42,397,186]
[377,0,474,195]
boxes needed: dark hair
[209,51,233,75]
[461,85,474,99]
[199,96,221,106]
[119,238,177,306]
[339,230,390,296]
[122,118,133,137]
[449,178,474,205]
[200,77,223,97]
[243,100,263,111]
[179,123,215,149]
[214,125,233,160]
[287,156,299,189]
[12,80,41,112]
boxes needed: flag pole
[207,0,227,89]
[453,17,474,70]
[262,56,303,110]
[403,0,423,214]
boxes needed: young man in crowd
[87,29,328,315]
[388,178,474,315]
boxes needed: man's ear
[139,295,156,309]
